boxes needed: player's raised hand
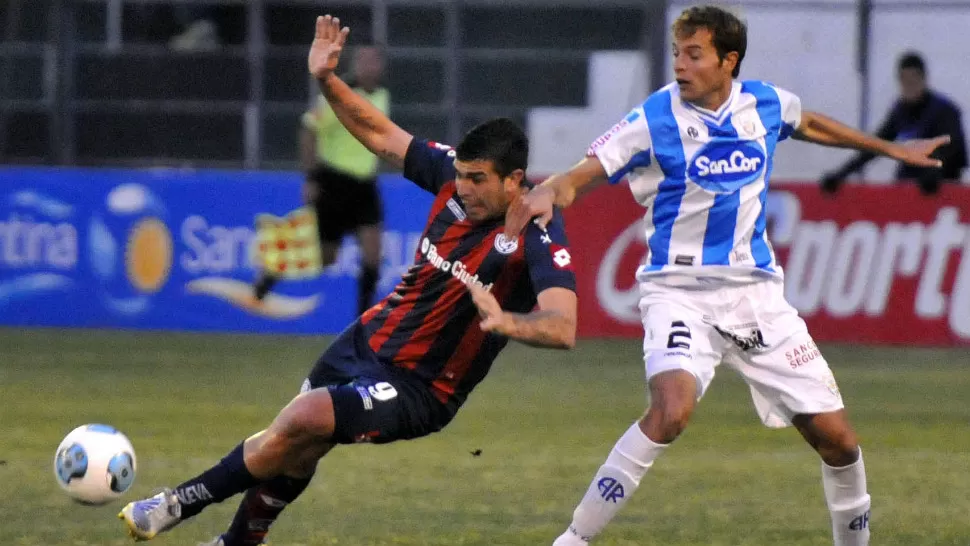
[891,135,950,168]
[468,282,507,334]
[308,15,349,81]
[505,185,555,237]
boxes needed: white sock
[822,448,870,546]
[557,423,667,543]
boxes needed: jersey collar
[677,81,742,127]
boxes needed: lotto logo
[597,477,625,503]
[553,248,572,269]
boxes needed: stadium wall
[566,181,970,347]
[0,167,432,334]
[2,167,968,346]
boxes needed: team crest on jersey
[494,233,519,255]
[734,112,760,137]
[687,140,767,194]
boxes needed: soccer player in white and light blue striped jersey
[505,5,949,546]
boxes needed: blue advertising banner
[0,167,433,333]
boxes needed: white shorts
[639,278,844,428]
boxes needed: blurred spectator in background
[126,4,236,51]
[254,45,390,317]
[821,51,967,195]
[169,5,221,51]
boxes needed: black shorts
[308,164,382,243]
[302,322,454,444]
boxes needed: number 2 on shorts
[667,320,692,350]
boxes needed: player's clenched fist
[309,15,350,81]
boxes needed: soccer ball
[53,424,137,504]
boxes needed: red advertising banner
[563,182,970,346]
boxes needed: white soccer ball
[53,424,137,504]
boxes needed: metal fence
[2,0,968,174]
[0,0,661,169]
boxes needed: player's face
[898,67,926,103]
[354,47,384,89]
[453,159,523,223]
[672,27,736,107]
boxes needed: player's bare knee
[659,403,693,441]
[795,412,860,467]
[820,428,860,467]
[270,390,337,448]
[640,399,693,443]
[283,443,333,478]
[640,370,696,442]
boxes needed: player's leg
[355,223,382,316]
[553,292,723,545]
[727,280,869,546]
[252,271,279,301]
[118,388,340,541]
[218,442,335,546]
[312,168,343,268]
[352,179,383,316]
[254,168,340,301]
[211,363,446,545]
[554,371,697,546]
[202,353,358,546]
[793,411,869,546]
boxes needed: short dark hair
[898,51,926,76]
[455,118,528,178]
[672,5,747,78]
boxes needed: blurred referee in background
[254,45,389,317]
[821,51,967,195]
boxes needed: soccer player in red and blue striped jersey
[118,16,579,545]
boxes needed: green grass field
[1,328,968,545]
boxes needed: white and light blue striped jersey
[587,80,801,284]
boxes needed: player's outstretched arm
[469,284,577,350]
[794,110,949,169]
[309,15,412,169]
[505,157,607,236]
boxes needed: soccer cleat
[197,535,266,546]
[117,488,182,541]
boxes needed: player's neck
[687,83,733,113]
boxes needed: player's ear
[503,168,525,189]
[722,51,739,75]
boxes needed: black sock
[222,474,314,546]
[174,443,260,521]
[253,273,278,300]
[357,264,379,316]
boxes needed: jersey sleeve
[403,138,456,195]
[586,106,655,185]
[773,85,802,142]
[523,209,577,295]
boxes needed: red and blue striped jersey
[358,138,577,412]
